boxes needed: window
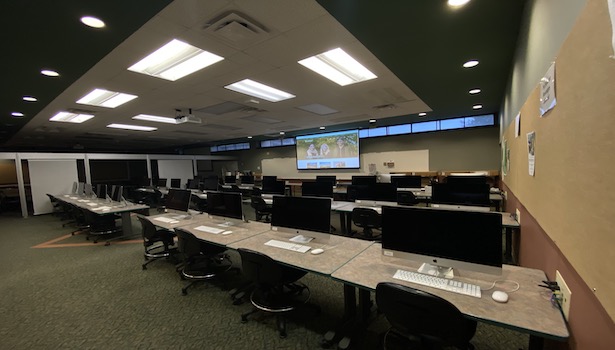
[439,117,465,130]
[465,114,494,127]
[387,124,411,135]
[359,127,387,138]
[412,121,438,133]
[260,138,295,148]
[210,142,250,153]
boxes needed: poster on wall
[608,0,615,58]
[527,131,536,176]
[515,113,521,137]
[502,139,508,176]
[539,62,557,116]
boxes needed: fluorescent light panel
[298,48,377,86]
[77,88,137,108]
[225,79,295,102]
[107,123,157,132]
[132,114,178,124]
[50,112,94,123]
[128,39,223,81]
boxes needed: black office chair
[175,228,233,295]
[65,204,89,234]
[351,207,382,240]
[81,209,122,244]
[137,216,176,270]
[396,191,418,206]
[238,248,311,338]
[250,196,272,222]
[376,282,477,350]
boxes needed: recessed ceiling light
[298,47,377,86]
[463,60,479,68]
[77,88,137,108]
[107,123,157,132]
[225,79,295,102]
[369,119,377,123]
[80,16,105,28]
[11,112,24,117]
[41,69,59,77]
[473,104,483,110]
[469,88,481,94]
[319,126,326,130]
[23,96,37,102]
[279,131,285,135]
[49,112,94,123]
[448,0,471,8]
[128,39,224,81]
[247,136,253,139]
[418,112,427,117]
[132,114,178,124]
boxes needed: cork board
[502,0,615,321]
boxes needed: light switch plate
[556,270,572,320]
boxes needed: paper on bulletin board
[527,131,536,176]
[608,0,615,58]
[515,113,521,137]
[539,62,557,116]
[502,139,508,176]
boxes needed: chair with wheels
[351,207,382,240]
[137,216,176,270]
[175,228,233,295]
[250,196,272,222]
[376,282,477,350]
[396,191,418,206]
[238,248,312,338]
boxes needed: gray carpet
[0,207,529,349]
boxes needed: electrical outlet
[555,270,572,320]
[515,208,521,224]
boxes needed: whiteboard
[262,150,429,179]
[158,160,194,188]
[28,160,79,215]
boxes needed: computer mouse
[491,291,509,303]
[221,231,232,235]
[310,248,324,255]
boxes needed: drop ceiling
[1,0,526,152]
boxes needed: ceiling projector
[175,108,202,124]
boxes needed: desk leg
[505,227,514,264]
[321,284,356,348]
[339,212,347,235]
[121,212,133,236]
[528,335,544,350]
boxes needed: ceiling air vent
[203,11,269,49]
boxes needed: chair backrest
[396,191,417,206]
[376,282,476,348]
[175,228,202,257]
[351,207,381,230]
[137,216,158,240]
[238,248,285,287]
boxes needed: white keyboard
[153,217,179,224]
[194,225,225,234]
[393,269,482,298]
[264,239,311,253]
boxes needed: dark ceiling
[1,0,526,152]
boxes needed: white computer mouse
[491,291,509,303]
[221,231,232,235]
[310,248,324,255]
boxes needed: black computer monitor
[170,178,181,188]
[76,182,85,195]
[351,175,377,186]
[187,178,200,189]
[382,206,502,277]
[224,175,236,185]
[316,175,336,186]
[84,183,94,197]
[301,181,333,197]
[367,183,397,202]
[205,191,244,221]
[201,176,219,191]
[432,183,490,207]
[262,175,277,186]
[390,175,422,189]
[112,185,124,202]
[71,182,78,194]
[96,184,108,199]
[262,180,286,195]
[271,196,331,235]
[240,175,254,185]
[446,175,487,185]
[156,178,167,187]
[165,188,192,212]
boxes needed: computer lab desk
[331,244,569,350]
[52,194,149,237]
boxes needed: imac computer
[76,182,85,196]
[84,183,94,197]
[96,184,108,200]
[224,175,236,185]
[201,176,219,191]
[165,188,192,212]
[240,175,255,185]
[354,183,397,206]
[351,175,377,186]
[187,178,200,190]
[156,178,168,188]
[271,196,331,244]
[262,180,286,195]
[205,191,245,225]
[71,182,78,194]
[315,175,336,187]
[391,175,422,189]
[431,183,490,210]
[170,178,181,188]
[381,206,503,277]
[446,175,487,185]
[301,181,333,198]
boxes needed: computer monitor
[71,182,78,194]
[301,181,333,197]
[391,175,422,189]
[113,185,124,202]
[381,206,502,277]
[351,175,377,186]
[353,183,397,205]
[76,182,85,196]
[262,180,286,195]
[271,196,332,239]
[84,183,94,197]
[96,184,108,199]
[187,178,200,189]
[224,175,236,185]
[432,183,490,207]
[205,191,244,223]
[201,176,219,191]
[446,175,487,185]
[262,175,277,186]
[316,175,336,186]
[170,178,181,188]
[240,175,254,185]
[165,188,192,212]
[156,178,167,188]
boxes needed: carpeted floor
[0,206,529,349]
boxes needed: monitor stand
[418,263,454,279]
